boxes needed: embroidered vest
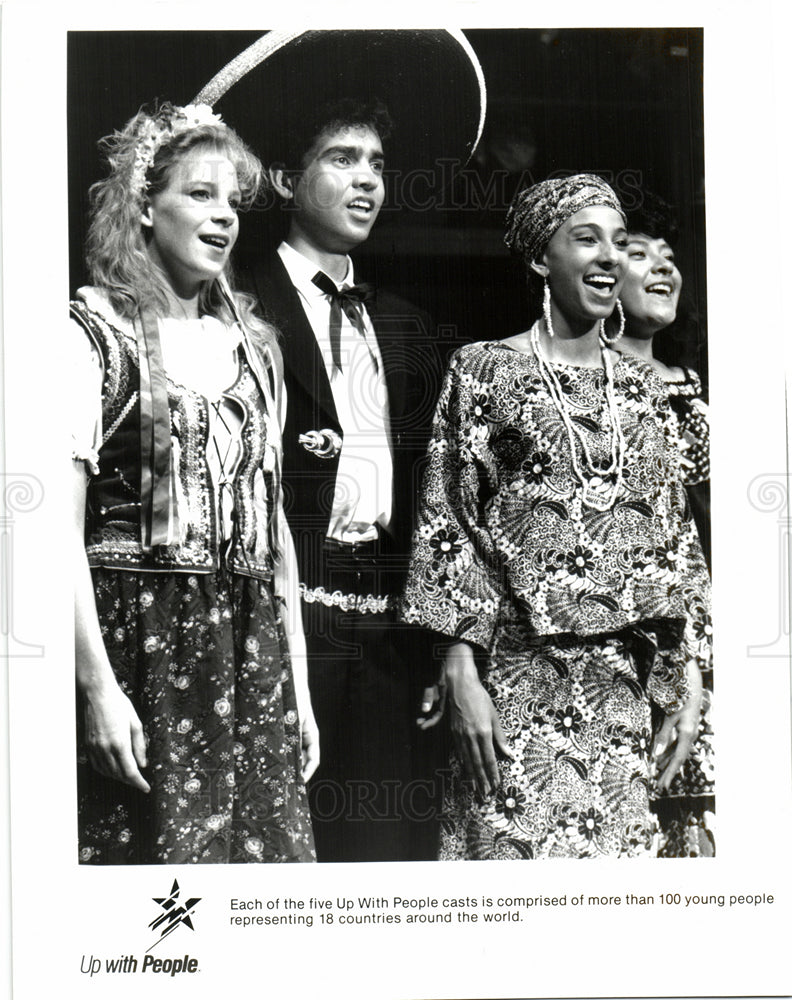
[71,299,275,579]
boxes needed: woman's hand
[416,674,447,731]
[444,642,513,797]
[653,658,704,791]
[72,460,149,793]
[272,510,320,783]
[300,707,320,783]
[83,680,150,793]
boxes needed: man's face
[289,124,385,254]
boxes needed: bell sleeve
[671,371,710,488]
[400,349,505,652]
[646,368,713,711]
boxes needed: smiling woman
[70,103,318,865]
[620,234,682,336]
[142,149,241,298]
[401,174,712,859]
[617,192,714,857]
[617,193,711,557]
[535,207,628,334]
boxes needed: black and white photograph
[1,3,790,999]
[65,26,712,867]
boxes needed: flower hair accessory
[131,103,224,200]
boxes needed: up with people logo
[79,878,202,978]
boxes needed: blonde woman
[71,103,317,864]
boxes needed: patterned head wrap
[504,173,624,263]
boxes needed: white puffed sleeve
[67,317,103,476]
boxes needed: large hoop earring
[600,298,625,345]
[542,278,555,338]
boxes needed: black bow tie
[312,271,376,374]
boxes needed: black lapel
[251,254,338,425]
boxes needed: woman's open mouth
[583,274,617,296]
[200,234,230,249]
[646,281,674,296]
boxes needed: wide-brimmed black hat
[194,29,486,181]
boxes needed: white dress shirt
[277,241,394,543]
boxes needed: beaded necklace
[530,320,626,511]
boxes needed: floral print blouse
[400,340,711,669]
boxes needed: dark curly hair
[272,97,393,174]
[625,190,679,244]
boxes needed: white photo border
[2,3,790,999]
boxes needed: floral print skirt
[439,627,663,859]
[78,568,315,864]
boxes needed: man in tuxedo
[244,99,443,862]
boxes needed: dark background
[68,28,706,380]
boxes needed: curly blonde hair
[85,102,274,347]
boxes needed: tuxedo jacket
[244,252,441,596]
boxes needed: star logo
[147,879,201,952]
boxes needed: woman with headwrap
[401,175,711,859]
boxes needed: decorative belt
[299,583,394,615]
[323,537,381,555]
